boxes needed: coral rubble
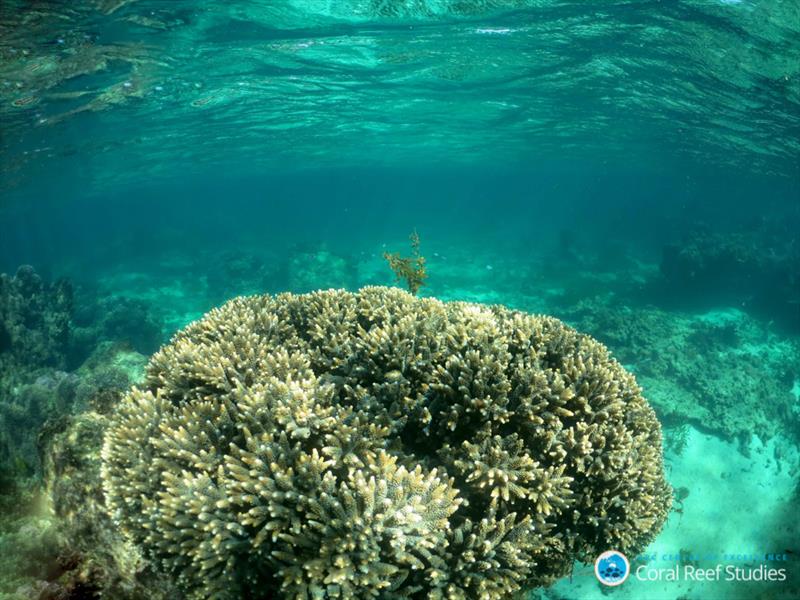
[102,286,671,599]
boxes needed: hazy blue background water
[0,166,798,278]
[1,1,798,291]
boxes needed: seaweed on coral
[102,287,671,599]
[383,230,428,295]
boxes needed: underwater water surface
[0,1,799,600]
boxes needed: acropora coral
[102,286,671,599]
[383,230,427,294]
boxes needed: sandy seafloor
[544,429,800,600]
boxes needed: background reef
[0,221,798,598]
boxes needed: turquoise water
[0,1,799,599]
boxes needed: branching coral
[102,287,671,599]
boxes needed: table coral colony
[101,286,671,599]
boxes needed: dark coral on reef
[0,371,80,475]
[0,334,147,478]
[0,266,75,475]
[71,293,164,363]
[657,224,800,332]
[102,287,671,599]
[0,265,72,375]
[0,340,170,600]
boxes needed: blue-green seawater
[0,1,798,599]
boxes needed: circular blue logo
[594,550,630,586]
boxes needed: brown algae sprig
[383,229,428,295]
